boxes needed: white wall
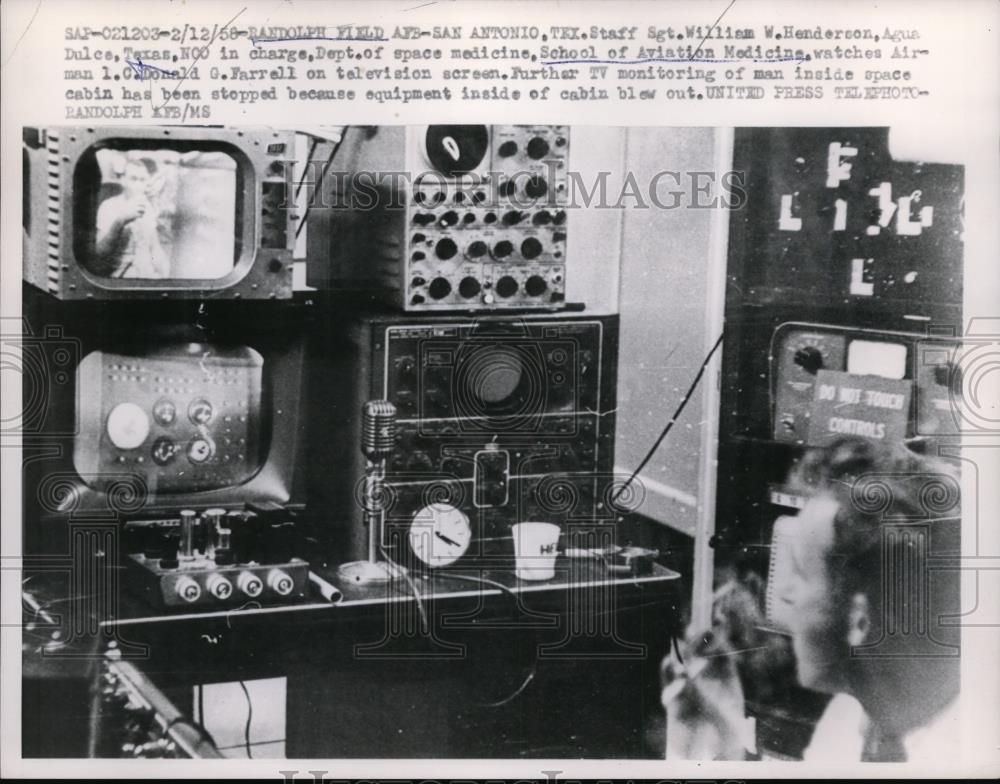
[613,127,722,537]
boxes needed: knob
[428,277,452,300]
[205,573,233,600]
[438,210,459,228]
[527,137,550,159]
[435,238,458,260]
[524,176,548,199]
[411,276,426,288]
[174,576,201,604]
[466,240,488,259]
[267,569,294,596]
[502,210,524,226]
[521,237,543,260]
[525,275,547,297]
[497,140,518,157]
[237,571,264,598]
[793,346,824,375]
[495,276,518,298]
[458,277,481,299]
[532,211,552,226]
[412,213,436,226]
[492,240,514,259]
[106,403,150,450]
[499,180,517,198]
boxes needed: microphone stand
[337,402,406,584]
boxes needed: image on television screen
[83,148,238,280]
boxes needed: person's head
[122,158,156,199]
[775,437,961,700]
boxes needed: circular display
[424,125,489,176]
[187,436,215,464]
[106,402,150,450]
[151,437,178,466]
[188,398,214,426]
[453,343,546,428]
[152,398,177,426]
[408,504,472,567]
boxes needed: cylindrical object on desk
[178,510,196,559]
[201,509,226,560]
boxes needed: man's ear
[847,592,871,647]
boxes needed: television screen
[81,148,238,280]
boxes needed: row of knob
[414,175,553,204]
[412,209,567,228]
[410,274,560,304]
[171,568,294,603]
[412,236,564,263]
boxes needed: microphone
[338,400,405,584]
[361,400,397,461]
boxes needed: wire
[377,546,430,635]
[479,666,537,708]
[238,680,253,759]
[294,130,348,242]
[612,331,725,505]
[293,136,320,203]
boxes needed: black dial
[793,345,824,375]
[424,125,490,176]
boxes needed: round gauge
[188,398,214,426]
[186,436,215,464]
[151,437,178,466]
[408,504,472,568]
[106,402,150,450]
[424,125,489,176]
[152,398,177,426]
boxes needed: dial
[408,504,472,568]
[187,436,216,464]
[152,398,177,426]
[424,125,489,177]
[188,398,214,426]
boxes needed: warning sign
[807,369,912,446]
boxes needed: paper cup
[511,522,561,581]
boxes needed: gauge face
[408,503,472,567]
[424,125,489,176]
[106,402,150,449]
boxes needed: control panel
[405,125,569,310]
[377,318,614,553]
[383,320,598,431]
[315,125,571,311]
[74,344,263,493]
[124,508,308,609]
[771,322,965,443]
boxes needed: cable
[293,136,320,203]
[612,331,725,505]
[294,130,348,242]
[377,546,430,635]
[478,666,537,708]
[238,680,253,759]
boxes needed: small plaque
[807,369,912,446]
